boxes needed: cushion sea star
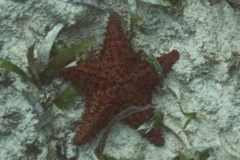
[60,15,179,146]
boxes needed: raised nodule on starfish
[60,16,179,146]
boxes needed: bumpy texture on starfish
[60,15,179,146]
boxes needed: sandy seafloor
[0,0,240,159]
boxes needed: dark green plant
[145,51,164,88]
[167,84,196,129]
[137,111,164,134]
[40,36,95,80]
[127,0,138,41]
[0,24,96,109]
[179,103,196,129]
[94,106,155,160]
[172,146,214,160]
[0,57,41,88]
[53,84,79,109]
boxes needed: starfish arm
[99,16,134,64]
[144,127,165,147]
[123,108,155,128]
[123,108,165,146]
[60,62,105,94]
[157,50,179,76]
[73,91,110,146]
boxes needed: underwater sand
[0,0,240,159]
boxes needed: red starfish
[60,16,179,146]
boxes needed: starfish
[60,15,179,146]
